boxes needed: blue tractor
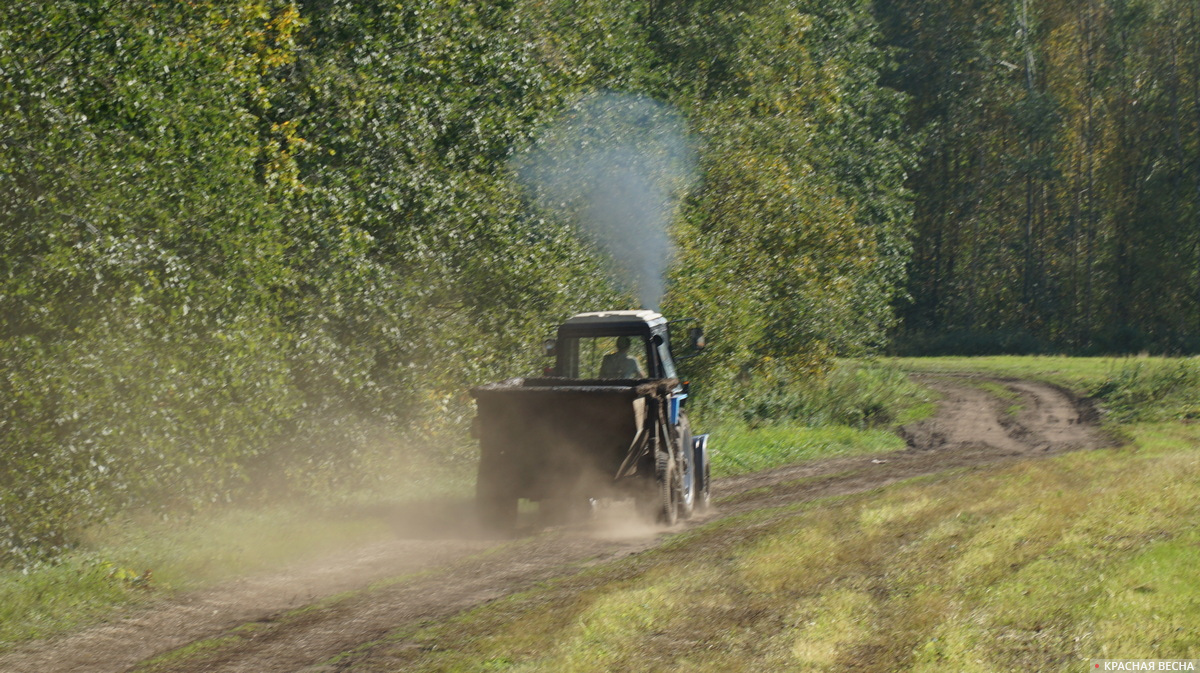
[471,310,710,531]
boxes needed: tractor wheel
[676,421,695,520]
[693,437,711,513]
[656,452,679,526]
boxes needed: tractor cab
[549,310,703,380]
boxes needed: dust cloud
[586,499,663,540]
[518,92,697,310]
[489,441,672,540]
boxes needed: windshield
[557,335,651,379]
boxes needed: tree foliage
[882,0,1200,354]
[0,0,909,564]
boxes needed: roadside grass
[0,505,396,649]
[706,359,934,478]
[0,361,922,652]
[91,505,400,590]
[888,355,1129,391]
[0,457,474,651]
[14,353,1200,667]
[708,423,906,477]
[0,556,135,648]
[337,423,1200,672]
[893,354,1200,423]
[725,359,935,429]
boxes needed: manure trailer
[471,310,710,531]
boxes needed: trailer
[471,310,709,530]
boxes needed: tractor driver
[599,336,646,379]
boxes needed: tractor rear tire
[677,421,694,520]
[693,437,711,513]
[656,452,679,526]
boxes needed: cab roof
[560,310,667,331]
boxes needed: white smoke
[519,92,697,310]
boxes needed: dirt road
[0,375,1112,673]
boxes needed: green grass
[89,505,397,589]
[334,421,1200,672]
[129,632,249,673]
[30,353,1200,667]
[888,355,1131,390]
[0,556,141,648]
[970,379,1019,401]
[722,359,936,429]
[0,445,477,651]
[312,355,1200,672]
[893,354,1200,423]
[702,359,935,478]
[0,503,400,650]
[895,397,939,425]
[0,359,929,653]
[708,423,905,477]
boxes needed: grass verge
[334,422,1200,671]
[707,423,905,477]
[0,359,935,653]
[0,504,399,650]
[893,354,1200,422]
[888,355,1131,391]
[0,450,475,652]
[311,355,1200,671]
[705,359,935,478]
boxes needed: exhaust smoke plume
[519,92,697,309]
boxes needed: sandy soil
[0,374,1113,673]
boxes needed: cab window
[557,335,653,379]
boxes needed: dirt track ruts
[0,374,1114,673]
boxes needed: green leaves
[886,0,1200,353]
[1,0,913,565]
[664,0,912,407]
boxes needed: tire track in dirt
[0,375,1115,673]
